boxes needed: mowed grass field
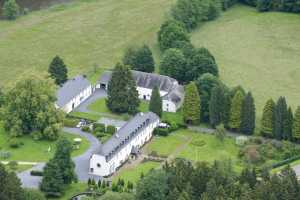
[0,0,174,87]
[191,4,300,114]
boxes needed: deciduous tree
[1,77,64,140]
[123,45,155,73]
[182,82,201,125]
[160,48,187,83]
[158,20,190,51]
[2,0,19,20]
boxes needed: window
[90,168,94,172]
[97,163,101,168]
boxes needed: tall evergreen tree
[240,92,256,135]
[106,63,140,114]
[292,106,300,141]
[229,90,245,131]
[261,99,276,138]
[209,85,225,128]
[0,164,24,200]
[182,82,201,125]
[283,107,293,141]
[48,56,68,85]
[53,138,76,184]
[149,86,162,117]
[40,161,64,197]
[274,97,288,140]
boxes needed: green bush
[2,0,20,20]
[106,125,116,135]
[31,131,43,141]
[30,170,44,176]
[154,128,169,136]
[0,151,11,159]
[81,126,91,132]
[64,118,80,127]
[96,132,106,138]
[8,160,18,170]
[9,138,20,148]
[93,123,105,132]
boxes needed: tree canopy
[2,0,19,20]
[182,82,201,124]
[1,77,64,140]
[123,45,155,73]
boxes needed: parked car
[76,119,87,128]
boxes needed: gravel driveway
[17,127,101,188]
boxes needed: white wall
[162,99,176,113]
[61,85,93,113]
[89,119,159,177]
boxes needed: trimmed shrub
[93,123,105,132]
[154,128,169,136]
[81,126,91,132]
[9,138,20,148]
[106,125,117,135]
[96,132,106,138]
[0,151,11,159]
[8,160,18,170]
[64,118,80,127]
[30,170,44,176]
[32,131,43,141]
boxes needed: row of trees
[243,0,300,13]
[261,97,300,142]
[136,159,300,200]
[182,79,256,135]
[40,138,77,197]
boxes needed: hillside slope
[191,5,300,113]
[0,0,174,86]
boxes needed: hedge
[106,125,117,135]
[93,123,105,132]
[154,128,169,136]
[81,126,91,132]
[64,118,80,127]
[30,170,43,176]
[270,155,300,169]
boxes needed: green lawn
[145,130,243,171]
[0,0,174,87]
[145,131,191,156]
[191,4,300,114]
[0,125,90,162]
[113,161,160,185]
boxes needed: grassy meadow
[191,4,300,114]
[0,0,174,87]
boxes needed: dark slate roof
[96,112,159,161]
[56,75,91,107]
[98,70,176,92]
[162,84,185,107]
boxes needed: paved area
[17,127,101,188]
[75,89,107,113]
[97,117,127,129]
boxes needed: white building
[97,70,184,113]
[89,112,160,177]
[55,75,93,113]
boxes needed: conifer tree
[40,161,64,197]
[209,86,225,128]
[261,99,276,138]
[283,107,293,141]
[182,82,201,125]
[240,92,256,135]
[229,90,245,131]
[149,86,162,117]
[274,97,288,140]
[48,56,68,85]
[53,138,76,184]
[292,106,300,141]
[106,63,140,114]
[2,0,19,20]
